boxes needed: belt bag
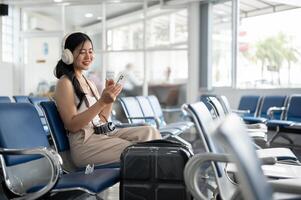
[94,122,116,135]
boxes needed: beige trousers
[68,126,161,168]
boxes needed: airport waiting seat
[184,107,301,200]
[136,96,193,132]
[267,95,301,145]
[13,95,30,103]
[237,95,262,118]
[200,95,267,144]
[28,96,50,135]
[118,96,182,138]
[243,95,287,124]
[213,114,301,199]
[147,95,194,130]
[200,94,232,115]
[211,114,273,200]
[200,95,225,119]
[0,103,120,199]
[183,101,299,171]
[183,101,237,200]
[40,101,120,172]
[0,96,11,103]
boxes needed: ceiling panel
[6,0,300,28]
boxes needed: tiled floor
[101,183,119,200]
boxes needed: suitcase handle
[137,139,182,146]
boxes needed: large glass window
[107,52,144,96]
[212,1,232,87]
[237,8,301,88]
[147,50,188,84]
[173,10,188,45]
[105,8,188,102]
[147,15,170,47]
[146,10,188,48]
[107,22,143,50]
[2,7,13,63]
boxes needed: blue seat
[212,114,273,200]
[237,95,262,118]
[13,95,30,103]
[184,104,301,200]
[243,95,287,124]
[212,114,301,199]
[0,103,119,199]
[40,101,120,172]
[119,96,151,125]
[267,95,301,145]
[147,95,193,129]
[136,96,193,132]
[28,96,50,135]
[118,96,180,138]
[200,95,222,119]
[0,96,11,103]
[183,102,236,199]
[183,101,298,169]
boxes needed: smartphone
[116,74,125,84]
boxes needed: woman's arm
[94,79,121,122]
[55,77,107,133]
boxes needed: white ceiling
[4,0,300,27]
[5,0,157,27]
[22,3,146,27]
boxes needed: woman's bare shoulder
[55,76,74,100]
[57,75,72,88]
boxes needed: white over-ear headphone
[61,33,74,65]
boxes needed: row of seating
[0,95,50,135]
[2,94,301,199]
[183,100,301,199]
[202,94,301,146]
[118,95,194,139]
[0,101,121,199]
[0,94,195,199]
[0,95,47,103]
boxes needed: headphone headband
[61,32,74,65]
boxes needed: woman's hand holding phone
[99,79,123,104]
[116,74,125,85]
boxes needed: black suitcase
[120,140,193,200]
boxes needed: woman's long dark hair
[54,32,93,108]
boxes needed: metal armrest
[260,157,277,165]
[184,153,277,200]
[289,122,301,129]
[115,122,149,128]
[267,106,286,119]
[162,105,191,122]
[269,178,301,194]
[0,147,62,200]
[162,107,183,113]
[127,116,160,128]
[184,153,232,200]
[232,109,250,115]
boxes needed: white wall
[0,63,14,96]
[24,36,59,95]
[27,12,61,31]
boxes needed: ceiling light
[85,13,93,18]
[54,0,63,2]
[97,16,102,20]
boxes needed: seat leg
[95,195,104,200]
[267,126,280,147]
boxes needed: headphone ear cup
[62,49,74,65]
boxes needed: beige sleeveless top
[72,79,110,143]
